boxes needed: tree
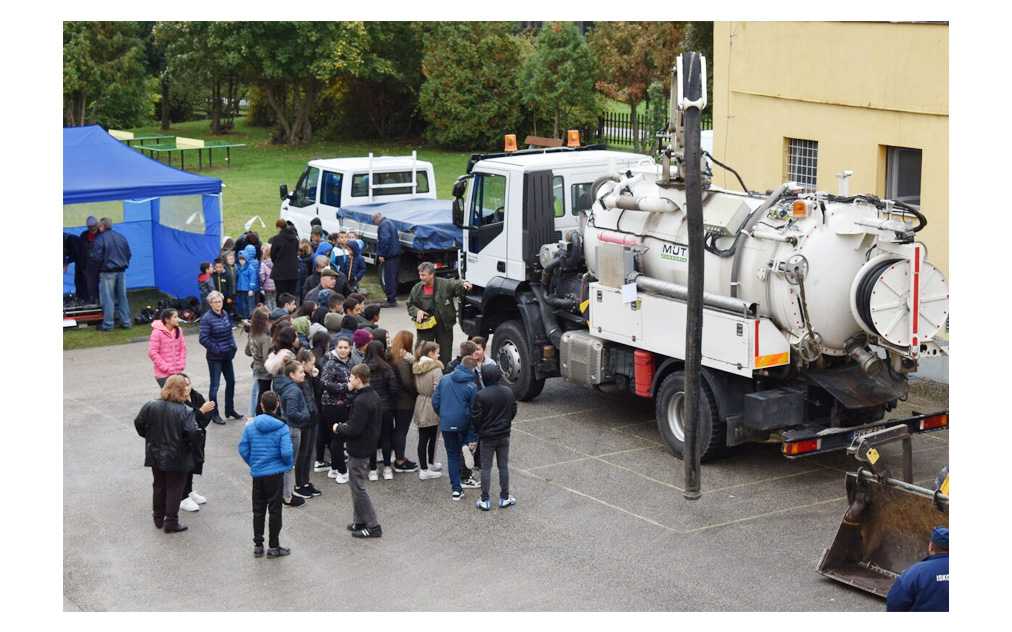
[154,21,248,135]
[329,22,426,140]
[63,21,147,127]
[518,22,599,140]
[237,21,369,146]
[588,21,684,153]
[419,22,526,150]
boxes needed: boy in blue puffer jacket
[236,244,261,320]
[238,390,294,558]
[432,356,479,500]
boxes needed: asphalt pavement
[62,300,949,612]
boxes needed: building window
[785,138,819,192]
[886,146,922,207]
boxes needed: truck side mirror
[452,178,468,199]
[452,198,464,228]
[279,184,289,201]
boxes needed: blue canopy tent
[63,125,223,300]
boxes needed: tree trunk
[263,81,292,144]
[160,80,170,130]
[210,82,222,136]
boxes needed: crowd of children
[145,225,517,558]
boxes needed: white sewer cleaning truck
[450,54,949,460]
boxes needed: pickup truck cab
[280,154,436,238]
[280,153,460,282]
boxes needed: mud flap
[816,470,949,597]
[803,362,909,409]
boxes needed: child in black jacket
[470,363,517,510]
[334,364,383,538]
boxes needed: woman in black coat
[269,219,301,299]
[365,340,399,481]
[134,375,200,533]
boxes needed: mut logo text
[661,244,688,263]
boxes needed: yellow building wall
[712,21,949,284]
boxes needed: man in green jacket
[406,262,472,365]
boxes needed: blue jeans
[441,429,465,493]
[380,256,399,303]
[99,270,131,330]
[207,358,236,414]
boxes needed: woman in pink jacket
[149,308,188,387]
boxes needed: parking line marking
[525,446,661,472]
[699,467,828,494]
[515,467,680,533]
[680,496,848,534]
[514,406,617,425]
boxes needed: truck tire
[492,319,546,401]
[655,370,726,461]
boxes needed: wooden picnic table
[136,138,246,170]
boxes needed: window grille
[785,138,819,191]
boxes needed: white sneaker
[419,469,443,480]
[462,446,475,469]
[188,491,207,505]
[180,497,200,512]
[327,469,340,479]
[383,467,394,481]
[368,469,379,482]
[334,472,349,484]
[430,462,443,472]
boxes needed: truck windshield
[292,167,319,208]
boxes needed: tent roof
[63,125,222,205]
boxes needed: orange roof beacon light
[567,130,580,147]
[792,200,810,218]
[504,134,518,152]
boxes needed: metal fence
[597,110,713,148]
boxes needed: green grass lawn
[122,119,472,239]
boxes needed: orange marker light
[504,134,517,152]
[792,200,809,217]
[567,130,580,147]
[783,438,821,456]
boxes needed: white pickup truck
[279,153,461,282]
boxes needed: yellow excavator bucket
[816,426,949,597]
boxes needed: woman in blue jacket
[199,291,240,424]
[238,390,294,557]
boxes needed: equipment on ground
[816,425,949,597]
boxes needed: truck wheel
[655,370,725,461]
[492,319,546,401]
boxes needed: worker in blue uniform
[886,526,949,612]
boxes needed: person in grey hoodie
[272,358,310,508]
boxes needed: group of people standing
[136,240,519,557]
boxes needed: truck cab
[280,154,436,240]
[454,147,653,288]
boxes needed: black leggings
[323,404,350,474]
[417,426,439,470]
[379,409,396,467]
[255,378,273,415]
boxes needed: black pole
[682,51,704,500]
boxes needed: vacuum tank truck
[451,56,949,461]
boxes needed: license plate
[851,425,886,440]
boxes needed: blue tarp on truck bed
[340,199,462,251]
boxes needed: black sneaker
[284,496,306,508]
[393,460,418,473]
[266,546,290,558]
[253,546,264,557]
[211,414,226,425]
[304,483,323,497]
[351,526,382,538]
[347,522,366,531]
[313,461,331,472]
[292,486,313,499]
